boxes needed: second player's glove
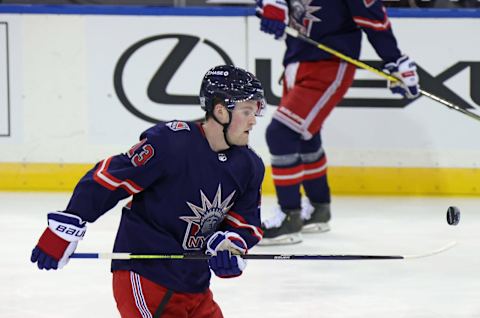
[383,55,420,99]
[256,0,289,40]
[206,231,247,278]
[31,211,86,270]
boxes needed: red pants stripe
[112,270,223,318]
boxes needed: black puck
[446,206,460,226]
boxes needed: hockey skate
[301,198,331,233]
[258,207,303,245]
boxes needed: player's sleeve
[345,0,402,63]
[64,125,170,223]
[221,154,265,249]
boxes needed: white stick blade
[403,241,457,259]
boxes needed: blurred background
[0,0,480,7]
[1,0,480,196]
[1,1,479,317]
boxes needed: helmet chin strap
[212,110,233,149]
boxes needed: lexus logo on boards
[114,33,480,123]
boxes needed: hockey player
[30,65,266,318]
[256,0,420,245]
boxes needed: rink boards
[0,6,479,195]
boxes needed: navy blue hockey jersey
[284,0,402,65]
[65,121,265,293]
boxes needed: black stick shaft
[71,241,456,260]
[71,253,403,260]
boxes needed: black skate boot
[301,198,331,233]
[258,207,303,245]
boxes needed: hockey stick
[284,27,480,122]
[71,241,456,261]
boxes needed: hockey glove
[31,211,86,270]
[383,55,420,99]
[206,231,247,278]
[256,0,289,40]
[289,0,308,34]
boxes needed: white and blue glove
[206,231,248,278]
[31,211,86,270]
[256,0,289,40]
[383,55,420,99]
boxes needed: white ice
[1,192,478,318]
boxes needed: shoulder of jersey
[164,120,192,132]
[246,145,260,157]
[242,145,264,165]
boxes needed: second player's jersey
[65,121,265,293]
[284,0,402,65]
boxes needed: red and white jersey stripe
[93,157,143,195]
[353,6,391,31]
[225,211,263,242]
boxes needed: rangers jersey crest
[180,184,236,250]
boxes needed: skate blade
[301,222,330,234]
[257,233,302,246]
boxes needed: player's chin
[233,134,249,146]
[236,139,249,146]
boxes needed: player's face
[227,101,258,146]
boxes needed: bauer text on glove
[31,211,86,270]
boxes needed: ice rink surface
[1,192,479,318]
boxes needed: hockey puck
[446,206,460,226]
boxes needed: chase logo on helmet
[200,65,266,116]
[205,70,229,77]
